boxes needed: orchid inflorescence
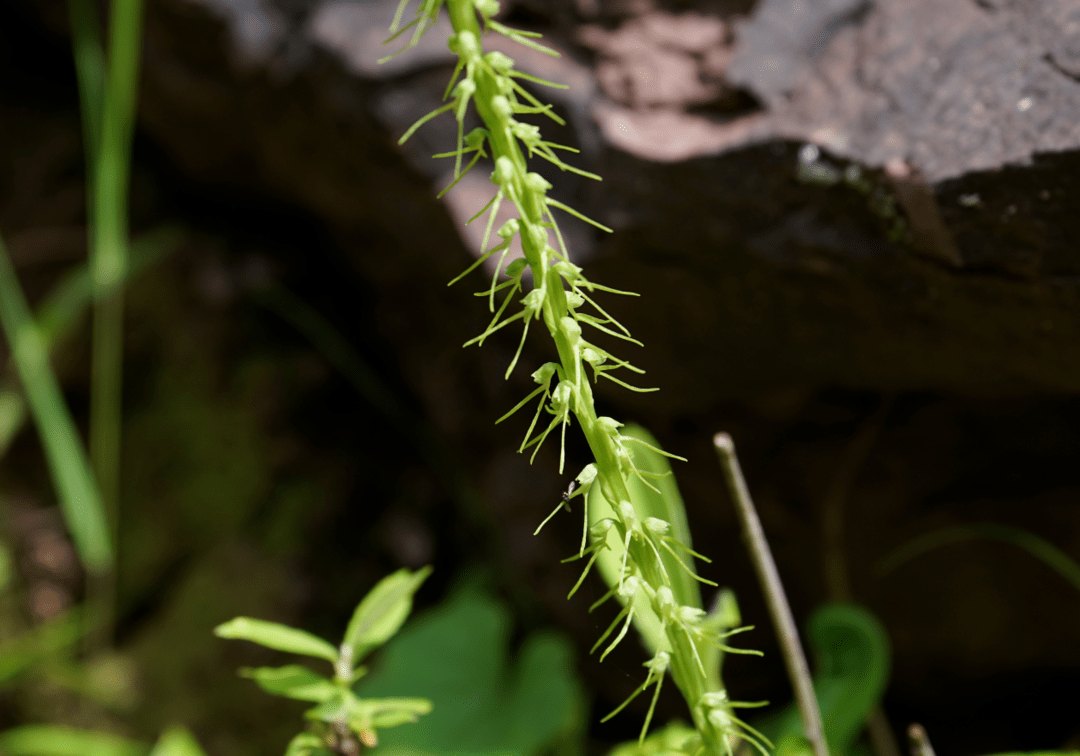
[381,2,767,754]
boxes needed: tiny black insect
[561,480,577,510]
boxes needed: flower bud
[452,78,476,100]
[526,224,548,251]
[590,518,616,539]
[485,50,514,72]
[513,122,541,143]
[656,586,676,609]
[618,575,642,600]
[525,171,552,193]
[492,156,516,186]
[464,127,488,150]
[597,416,623,435]
[505,258,528,277]
[523,288,544,313]
[708,708,732,730]
[496,218,520,239]
[552,380,573,408]
[678,606,706,624]
[644,517,670,535]
[554,260,583,282]
[576,464,597,486]
[450,30,480,59]
[532,362,560,385]
[646,650,671,672]
[491,95,514,120]
[701,691,728,707]
[474,0,500,18]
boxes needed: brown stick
[713,432,828,756]
[907,723,937,756]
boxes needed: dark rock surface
[129,0,1080,398]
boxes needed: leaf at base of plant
[213,617,338,662]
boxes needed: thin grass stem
[713,433,827,756]
[81,0,146,653]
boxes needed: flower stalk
[382,3,765,753]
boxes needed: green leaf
[302,688,433,727]
[239,665,339,702]
[0,232,113,573]
[342,566,432,662]
[148,727,207,756]
[352,698,434,729]
[302,687,433,737]
[352,576,583,756]
[304,690,354,723]
[214,617,338,662]
[0,726,147,756]
[877,523,1080,596]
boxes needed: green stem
[87,0,145,650]
[67,0,106,171]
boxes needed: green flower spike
[379,0,764,751]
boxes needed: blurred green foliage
[753,605,890,756]
[353,576,584,756]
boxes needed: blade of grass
[90,0,145,550]
[0,229,113,574]
[0,386,26,461]
[875,523,1080,595]
[86,0,145,651]
[67,0,106,178]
